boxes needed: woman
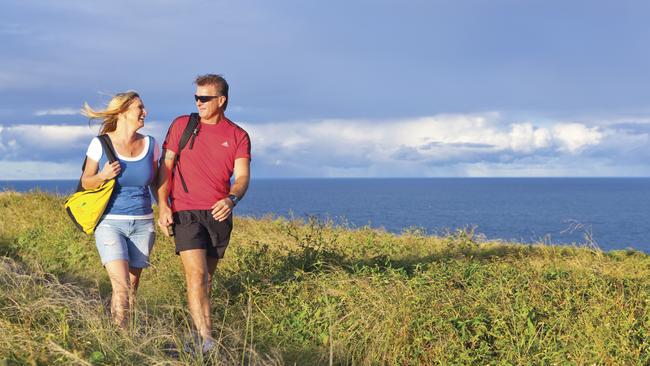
[81,91,160,327]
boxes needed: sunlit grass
[1,191,648,365]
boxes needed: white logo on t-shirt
[221,141,229,147]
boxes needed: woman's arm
[81,158,121,190]
[149,157,159,202]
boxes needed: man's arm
[156,149,176,236]
[211,157,251,222]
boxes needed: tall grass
[1,191,648,365]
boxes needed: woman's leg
[128,267,143,311]
[129,267,143,291]
[124,219,155,308]
[95,219,131,327]
[104,259,131,327]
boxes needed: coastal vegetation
[1,192,648,365]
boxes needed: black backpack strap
[178,113,201,153]
[174,113,200,193]
[97,134,118,163]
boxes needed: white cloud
[1,124,96,152]
[552,123,603,153]
[509,123,552,153]
[1,113,649,179]
[33,108,79,116]
[0,120,171,179]
[0,124,101,166]
[246,114,606,164]
[242,113,650,177]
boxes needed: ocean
[2,178,649,252]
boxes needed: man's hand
[157,204,174,236]
[211,197,234,222]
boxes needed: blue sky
[1,0,650,178]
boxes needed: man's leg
[206,256,219,297]
[179,249,213,342]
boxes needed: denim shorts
[94,218,156,268]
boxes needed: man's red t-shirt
[163,115,251,212]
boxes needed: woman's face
[121,97,147,129]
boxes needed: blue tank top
[98,136,155,216]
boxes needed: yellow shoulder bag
[64,134,118,234]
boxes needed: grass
[0,191,648,365]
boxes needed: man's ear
[218,96,227,109]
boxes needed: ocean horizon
[2,177,649,253]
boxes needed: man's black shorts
[172,210,233,258]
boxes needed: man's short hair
[194,74,229,111]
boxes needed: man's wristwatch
[228,194,240,206]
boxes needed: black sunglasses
[194,95,221,103]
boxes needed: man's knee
[185,268,209,289]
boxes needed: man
[157,74,251,353]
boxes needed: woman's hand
[99,161,121,180]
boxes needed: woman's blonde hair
[81,91,140,134]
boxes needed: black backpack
[167,113,200,193]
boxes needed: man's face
[195,84,225,120]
